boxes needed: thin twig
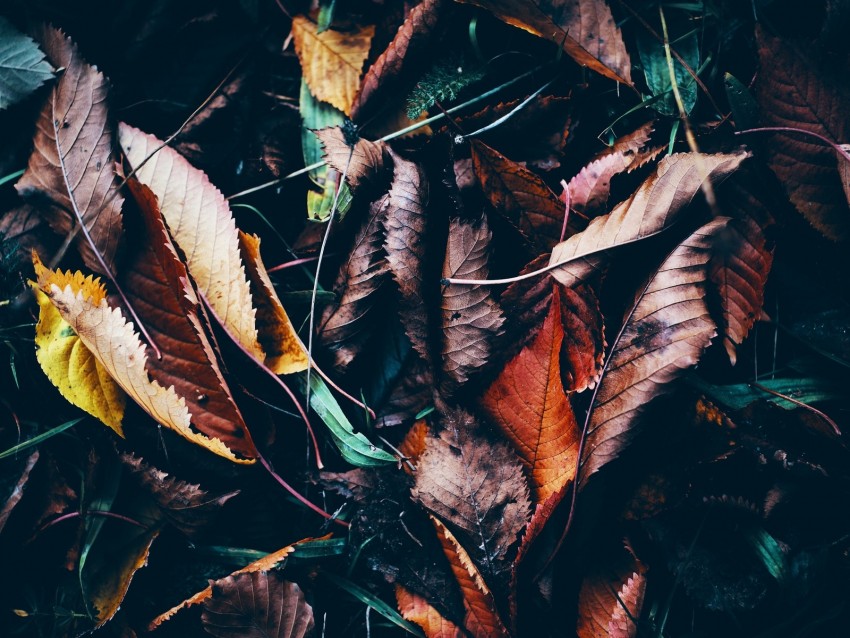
[751,381,841,437]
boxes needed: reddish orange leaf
[396,584,463,638]
[577,544,646,638]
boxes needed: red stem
[267,255,322,273]
[735,127,850,161]
[39,510,147,533]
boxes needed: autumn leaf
[440,214,505,393]
[0,17,54,111]
[33,255,248,464]
[481,287,579,504]
[459,0,632,85]
[203,573,315,638]
[577,543,646,638]
[16,26,123,274]
[376,352,434,428]
[471,139,566,249]
[351,0,446,122]
[755,27,850,241]
[292,15,374,116]
[118,123,264,362]
[315,126,386,190]
[580,219,726,484]
[396,583,463,638]
[0,450,39,535]
[549,151,747,288]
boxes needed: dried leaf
[756,27,850,241]
[0,450,39,534]
[581,219,726,485]
[549,151,747,288]
[459,0,632,85]
[33,285,126,434]
[412,406,531,594]
[202,572,315,638]
[34,255,248,464]
[118,123,263,362]
[238,232,310,375]
[384,148,432,363]
[432,516,510,638]
[577,546,646,638]
[351,0,445,122]
[315,126,386,190]
[396,583,463,638]
[560,285,606,393]
[376,352,434,428]
[440,214,505,392]
[398,419,429,467]
[471,139,565,249]
[319,193,391,373]
[16,26,123,274]
[0,16,54,111]
[481,288,579,503]
[292,15,374,116]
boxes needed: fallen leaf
[396,583,463,638]
[440,214,505,393]
[33,285,126,434]
[755,27,850,241]
[549,151,747,288]
[351,0,445,122]
[0,450,39,534]
[292,15,374,116]
[580,219,726,485]
[202,572,315,638]
[118,123,264,362]
[577,544,646,638]
[0,17,54,111]
[559,285,606,393]
[16,26,123,274]
[471,139,566,249]
[376,352,434,428]
[398,419,430,467]
[315,126,387,190]
[459,0,632,85]
[481,287,579,503]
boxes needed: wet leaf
[0,17,54,111]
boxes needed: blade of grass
[0,417,84,460]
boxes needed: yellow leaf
[32,286,126,435]
[291,15,374,115]
[238,232,309,374]
[33,254,246,464]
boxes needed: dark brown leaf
[202,572,314,638]
[315,126,386,190]
[16,26,123,274]
[0,450,39,534]
[440,214,505,393]
[377,352,434,428]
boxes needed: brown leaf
[471,139,566,249]
[396,583,463,638]
[559,285,606,393]
[549,151,748,288]
[581,219,726,485]
[501,254,554,337]
[376,352,434,428]
[351,0,445,122]
[0,450,39,534]
[755,27,850,241]
[315,126,386,190]
[577,544,646,638]
[319,193,391,372]
[202,572,315,638]
[292,15,374,116]
[481,288,579,504]
[121,453,239,538]
[432,516,510,638]
[459,0,632,85]
[118,123,264,362]
[384,148,432,362]
[16,26,123,274]
[398,419,429,467]
[412,406,531,595]
[121,180,257,459]
[440,214,505,393]
[594,122,656,161]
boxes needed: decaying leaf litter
[1,1,850,636]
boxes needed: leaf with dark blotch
[481,288,579,504]
[432,516,510,638]
[384,148,432,363]
[458,0,632,85]
[710,180,775,365]
[441,214,505,393]
[471,139,566,249]
[202,572,314,638]
[319,193,391,373]
[121,453,239,538]
[121,179,257,460]
[315,126,387,190]
[0,17,54,111]
[755,27,850,241]
[549,151,747,288]
[377,352,434,428]
[412,406,531,597]
[396,584,463,638]
[577,544,646,638]
[351,0,445,122]
[580,219,725,485]
[16,26,123,274]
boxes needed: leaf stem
[734,127,850,161]
[38,510,147,533]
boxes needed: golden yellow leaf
[291,15,374,115]
[238,231,309,374]
[32,285,126,435]
[33,255,245,463]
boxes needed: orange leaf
[481,287,579,504]
[577,543,646,638]
[396,584,463,638]
[291,15,374,115]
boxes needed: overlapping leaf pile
[2,1,850,637]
